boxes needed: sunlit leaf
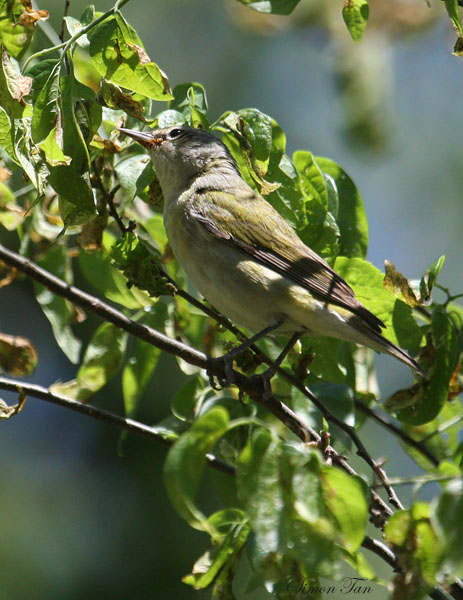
[88,14,172,101]
[342,0,369,43]
[236,0,302,16]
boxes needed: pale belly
[164,206,365,344]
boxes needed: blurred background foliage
[0,0,462,598]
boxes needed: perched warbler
[119,125,424,376]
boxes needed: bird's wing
[190,187,385,333]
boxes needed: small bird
[118,125,424,377]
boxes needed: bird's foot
[207,355,235,390]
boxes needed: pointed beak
[117,128,163,148]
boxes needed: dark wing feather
[191,188,385,333]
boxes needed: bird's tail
[362,327,426,377]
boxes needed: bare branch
[0,376,235,476]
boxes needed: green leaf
[183,510,250,590]
[38,126,72,166]
[114,153,153,202]
[395,308,459,425]
[432,479,463,576]
[109,232,172,298]
[63,15,90,49]
[386,505,442,587]
[25,59,59,98]
[0,0,47,58]
[236,0,302,16]
[315,157,368,258]
[342,0,369,43]
[164,406,230,534]
[293,151,340,261]
[88,15,172,101]
[238,433,342,579]
[0,49,34,165]
[31,62,61,143]
[294,382,355,449]
[79,231,151,309]
[237,429,283,556]
[401,400,463,470]
[45,75,95,226]
[419,255,445,304]
[154,108,186,129]
[334,256,423,352]
[0,105,14,158]
[444,0,463,34]
[171,375,205,422]
[238,108,272,162]
[51,322,128,401]
[33,244,82,364]
[122,303,168,416]
[0,182,24,230]
[320,466,368,551]
[169,82,208,128]
[384,510,412,546]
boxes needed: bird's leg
[207,316,286,389]
[259,331,303,400]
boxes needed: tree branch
[0,242,396,517]
[1,372,454,600]
[0,376,235,476]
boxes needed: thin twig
[59,0,72,43]
[355,401,439,467]
[361,536,400,570]
[0,377,235,476]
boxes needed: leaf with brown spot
[0,390,26,420]
[0,333,38,376]
[127,43,150,65]
[384,260,420,307]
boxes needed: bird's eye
[168,128,184,140]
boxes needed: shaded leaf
[34,244,82,364]
[122,303,168,416]
[0,332,38,376]
[183,510,250,591]
[432,479,463,576]
[114,153,153,202]
[320,466,368,551]
[51,322,128,401]
[99,79,146,122]
[79,231,152,309]
[394,309,459,425]
[164,406,230,534]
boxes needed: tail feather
[366,328,426,377]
